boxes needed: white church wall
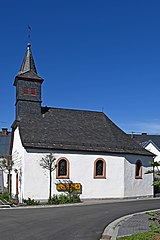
[52,153,125,199]
[20,150,125,200]
[11,127,25,202]
[124,154,153,197]
[12,128,50,201]
[23,150,49,200]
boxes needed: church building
[11,42,154,202]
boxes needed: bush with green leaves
[58,193,70,204]
[69,193,81,203]
[48,194,59,204]
[23,197,40,205]
[146,161,160,187]
[49,193,81,205]
[0,191,10,202]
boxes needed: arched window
[94,158,106,179]
[56,158,69,179]
[135,160,142,179]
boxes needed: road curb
[100,209,160,240]
[100,215,132,240]
[0,205,11,208]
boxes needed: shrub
[0,191,10,201]
[10,199,18,205]
[58,194,70,204]
[23,198,40,205]
[69,193,81,203]
[49,193,81,205]
[48,194,59,205]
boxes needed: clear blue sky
[0,0,160,133]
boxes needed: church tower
[14,43,43,120]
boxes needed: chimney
[2,128,8,136]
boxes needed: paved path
[117,213,151,237]
[101,210,160,239]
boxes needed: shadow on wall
[125,155,153,168]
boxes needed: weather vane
[28,25,31,45]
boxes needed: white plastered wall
[124,154,153,197]
[21,151,125,200]
[11,127,25,202]
[52,153,125,199]
[12,128,49,201]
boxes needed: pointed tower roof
[19,43,38,74]
[14,43,43,85]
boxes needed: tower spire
[14,33,43,86]
[15,26,43,81]
[18,43,37,75]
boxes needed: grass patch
[117,231,160,240]
[146,211,160,233]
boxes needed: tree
[40,153,56,202]
[0,155,14,197]
[0,151,20,198]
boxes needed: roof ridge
[41,106,103,114]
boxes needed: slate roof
[130,133,160,151]
[19,43,37,74]
[0,132,11,157]
[14,43,43,85]
[14,107,153,156]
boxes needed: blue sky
[0,0,160,133]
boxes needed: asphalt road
[0,199,160,240]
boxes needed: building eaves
[17,70,43,81]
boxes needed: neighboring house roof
[129,133,160,151]
[0,130,11,157]
[13,107,153,156]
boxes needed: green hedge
[23,198,40,205]
[23,193,81,205]
[49,193,81,205]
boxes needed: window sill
[94,176,106,179]
[56,176,69,179]
[135,176,142,179]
